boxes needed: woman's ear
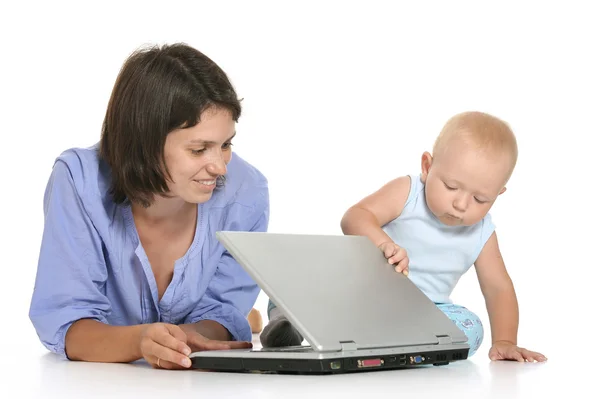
[420,151,433,183]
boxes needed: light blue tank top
[382,175,495,304]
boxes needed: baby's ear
[499,187,507,195]
[420,151,433,183]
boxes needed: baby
[261,111,546,362]
[339,111,545,361]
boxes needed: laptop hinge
[436,335,452,345]
[340,341,358,351]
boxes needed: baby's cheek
[430,194,446,215]
[468,210,487,225]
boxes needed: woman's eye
[222,142,233,150]
[191,149,206,155]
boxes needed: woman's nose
[206,153,227,176]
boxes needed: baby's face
[422,144,511,226]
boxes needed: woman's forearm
[65,319,145,362]
[181,320,233,341]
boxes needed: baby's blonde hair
[433,111,518,179]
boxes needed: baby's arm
[341,176,410,245]
[341,176,411,271]
[474,232,546,362]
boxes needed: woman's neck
[131,196,196,225]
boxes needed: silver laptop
[190,232,469,374]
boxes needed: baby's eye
[474,197,487,204]
[443,182,457,190]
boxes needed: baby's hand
[489,341,547,362]
[378,241,409,275]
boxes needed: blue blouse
[29,144,269,358]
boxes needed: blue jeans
[266,300,484,357]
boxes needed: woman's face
[163,107,236,204]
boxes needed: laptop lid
[217,232,467,352]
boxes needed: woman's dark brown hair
[100,43,241,207]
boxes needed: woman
[29,43,269,370]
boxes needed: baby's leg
[247,308,263,333]
[259,299,304,348]
[436,303,484,358]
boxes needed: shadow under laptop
[191,358,488,397]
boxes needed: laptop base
[191,348,468,374]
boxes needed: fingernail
[402,270,409,276]
[182,358,191,367]
[183,347,191,356]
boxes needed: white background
[1,0,598,397]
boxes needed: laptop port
[410,355,425,364]
[388,355,406,364]
[330,361,341,370]
[357,358,384,368]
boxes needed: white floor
[6,332,585,399]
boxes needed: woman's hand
[139,322,254,370]
[180,323,253,353]
[139,323,193,369]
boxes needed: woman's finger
[152,356,186,370]
[151,325,191,355]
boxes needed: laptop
[190,232,469,374]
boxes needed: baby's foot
[259,308,303,348]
